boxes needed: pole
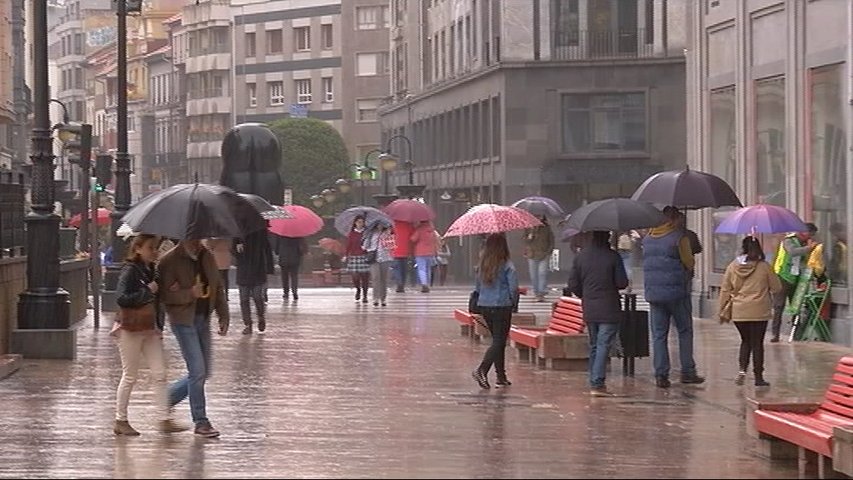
[103,1,132,311]
[17,0,70,333]
[91,187,101,328]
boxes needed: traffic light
[94,154,113,192]
[56,123,92,169]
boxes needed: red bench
[508,297,588,370]
[753,356,853,478]
[453,309,537,340]
[453,309,485,337]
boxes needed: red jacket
[393,221,413,258]
[410,223,438,257]
[346,229,366,256]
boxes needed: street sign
[289,104,308,118]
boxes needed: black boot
[361,287,369,303]
[495,373,512,387]
[755,372,770,387]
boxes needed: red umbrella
[318,237,344,256]
[382,199,436,223]
[69,207,111,228]
[444,204,542,237]
[268,205,324,238]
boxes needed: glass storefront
[709,87,738,271]
[755,77,787,207]
[810,64,848,286]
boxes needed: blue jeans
[392,257,408,288]
[649,299,697,379]
[414,256,432,286]
[527,258,549,296]
[169,313,212,425]
[587,322,619,388]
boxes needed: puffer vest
[643,230,688,303]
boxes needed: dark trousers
[734,321,768,375]
[351,272,370,296]
[392,257,407,289]
[771,277,797,337]
[280,264,299,299]
[431,264,447,286]
[478,306,513,378]
[239,285,266,326]
[219,269,229,300]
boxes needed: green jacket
[524,225,555,261]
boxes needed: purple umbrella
[511,196,565,217]
[714,204,807,235]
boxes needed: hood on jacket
[648,222,677,238]
[733,254,758,278]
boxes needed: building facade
[340,0,391,166]
[231,0,343,133]
[379,0,688,279]
[0,0,17,170]
[686,0,853,344]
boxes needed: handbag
[118,302,157,332]
[468,290,481,314]
[365,250,378,264]
[719,274,746,323]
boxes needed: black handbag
[468,290,481,314]
[365,250,377,264]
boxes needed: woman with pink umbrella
[344,216,371,304]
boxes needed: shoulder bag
[118,263,157,332]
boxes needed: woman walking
[411,221,438,293]
[344,216,371,303]
[719,236,782,387]
[113,234,186,435]
[363,223,397,307]
[432,233,451,287]
[472,233,519,389]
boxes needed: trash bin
[617,293,649,376]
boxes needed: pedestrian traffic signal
[56,123,92,169]
[94,154,112,192]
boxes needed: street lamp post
[103,0,134,312]
[356,149,382,206]
[15,0,71,357]
[381,134,423,200]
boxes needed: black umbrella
[565,198,666,233]
[122,183,267,240]
[237,193,292,220]
[631,167,742,209]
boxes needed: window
[246,32,256,57]
[561,93,646,152]
[809,65,848,286]
[294,27,311,51]
[268,81,284,105]
[356,99,380,122]
[356,5,390,30]
[356,52,389,76]
[552,0,579,48]
[394,43,406,92]
[322,77,333,102]
[755,77,786,206]
[295,79,312,104]
[644,0,654,44]
[321,24,333,49]
[247,83,257,107]
[709,87,738,272]
[267,30,283,54]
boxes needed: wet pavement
[0,286,849,478]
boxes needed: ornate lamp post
[15,0,71,358]
[102,0,137,312]
[379,134,423,200]
[354,149,381,206]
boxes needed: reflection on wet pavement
[0,288,846,478]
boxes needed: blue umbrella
[511,196,565,217]
[334,206,392,235]
[715,204,807,234]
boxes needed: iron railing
[552,28,657,61]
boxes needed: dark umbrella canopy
[122,183,267,240]
[511,196,565,217]
[631,168,742,209]
[237,193,292,220]
[334,206,392,235]
[565,198,666,233]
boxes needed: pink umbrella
[444,204,542,237]
[382,199,436,223]
[268,205,324,238]
[69,207,111,227]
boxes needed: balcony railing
[552,28,658,61]
[187,88,226,100]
